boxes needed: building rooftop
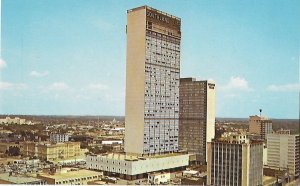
[180,77,215,84]
[249,115,271,120]
[89,152,188,161]
[127,5,181,20]
[213,134,264,144]
[275,129,291,134]
[23,141,81,147]
[183,170,199,175]
[0,173,43,184]
[38,169,102,180]
[267,133,299,137]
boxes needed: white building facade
[267,133,299,177]
[86,153,189,177]
[50,134,69,143]
[148,172,170,184]
[0,117,27,125]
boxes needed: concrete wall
[148,172,170,184]
[87,154,189,175]
[206,81,215,162]
[124,7,147,155]
[267,134,299,176]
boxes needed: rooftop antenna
[259,109,262,117]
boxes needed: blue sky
[1,0,299,118]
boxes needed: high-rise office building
[207,134,263,186]
[125,6,181,155]
[249,115,272,140]
[179,78,215,164]
[87,6,189,179]
[267,133,300,177]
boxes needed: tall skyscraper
[207,134,263,186]
[179,78,215,164]
[267,133,299,177]
[249,115,272,140]
[125,6,181,155]
[86,6,189,177]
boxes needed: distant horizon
[0,114,298,120]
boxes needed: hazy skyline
[1,0,299,118]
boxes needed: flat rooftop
[90,152,188,161]
[127,5,181,20]
[38,169,102,180]
[263,176,277,185]
[0,173,43,184]
[249,115,270,120]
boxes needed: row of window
[55,176,98,184]
[143,148,178,153]
[145,58,179,66]
[146,30,181,45]
[144,114,179,118]
[145,140,178,146]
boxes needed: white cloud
[221,76,253,91]
[87,83,109,91]
[30,70,49,77]
[0,81,27,90]
[0,58,7,69]
[45,82,69,91]
[267,83,300,92]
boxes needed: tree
[7,146,20,156]
[80,142,88,149]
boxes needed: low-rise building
[0,142,23,153]
[22,142,86,162]
[276,129,291,135]
[267,133,299,177]
[181,176,206,185]
[86,153,189,180]
[0,117,32,125]
[148,172,170,185]
[110,127,125,135]
[182,170,199,177]
[0,173,46,184]
[37,168,102,185]
[50,134,69,143]
[207,134,264,186]
[101,140,122,145]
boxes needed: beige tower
[267,133,299,177]
[125,6,181,155]
[249,115,272,140]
